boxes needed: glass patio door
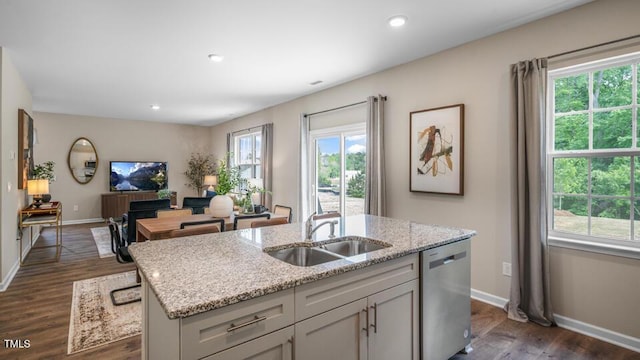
[310,125,366,217]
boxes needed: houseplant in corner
[184,153,215,196]
[33,161,56,202]
[209,157,239,217]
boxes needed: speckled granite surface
[128,214,475,319]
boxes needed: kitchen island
[129,214,476,360]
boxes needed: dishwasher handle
[429,251,467,269]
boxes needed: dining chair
[250,217,289,228]
[169,219,226,238]
[156,208,193,218]
[233,213,271,230]
[107,218,141,306]
[273,204,293,223]
[313,211,341,220]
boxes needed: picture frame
[18,109,34,190]
[410,104,464,195]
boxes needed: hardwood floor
[0,223,638,359]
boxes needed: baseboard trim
[554,314,640,353]
[0,260,20,292]
[470,288,508,308]
[470,288,640,353]
[61,218,104,226]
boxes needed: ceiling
[0,0,592,126]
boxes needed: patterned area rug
[91,227,115,258]
[67,271,141,354]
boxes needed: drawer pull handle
[227,315,267,332]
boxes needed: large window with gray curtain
[548,51,640,257]
[228,123,273,209]
[300,96,385,219]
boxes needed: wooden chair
[250,217,289,228]
[169,219,225,238]
[156,208,193,218]
[233,213,271,230]
[107,218,141,306]
[273,204,293,223]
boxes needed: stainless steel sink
[320,238,390,257]
[267,246,342,267]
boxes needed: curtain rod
[304,96,387,118]
[548,34,640,59]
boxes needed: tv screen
[110,161,168,191]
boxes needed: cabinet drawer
[181,288,294,360]
[202,326,294,360]
[295,254,418,321]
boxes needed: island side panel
[144,279,181,360]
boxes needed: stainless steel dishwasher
[421,238,472,360]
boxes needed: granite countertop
[128,214,476,319]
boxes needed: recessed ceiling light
[388,15,407,27]
[208,54,224,62]
[150,104,160,110]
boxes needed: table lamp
[203,175,217,197]
[27,179,49,208]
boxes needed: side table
[19,201,62,266]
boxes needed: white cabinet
[142,254,419,360]
[203,326,294,360]
[367,279,419,360]
[294,277,419,360]
[295,298,368,360]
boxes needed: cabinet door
[295,298,367,360]
[204,326,294,360]
[368,280,419,360]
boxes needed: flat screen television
[109,161,168,192]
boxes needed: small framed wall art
[410,104,464,195]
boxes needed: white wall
[0,48,33,286]
[33,112,212,222]
[210,0,640,340]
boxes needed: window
[232,130,261,180]
[309,125,366,217]
[548,52,640,254]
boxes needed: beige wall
[33,112,212,222]
[1,48,33,284]
[210,0,640,339]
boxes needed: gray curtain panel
[260,123,273,210]
[506,58,555,326]
[365,95,387,216]
[299,114,310,220]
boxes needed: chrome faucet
[305,212,339,241]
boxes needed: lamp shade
[203,175,217,186]
[27,179,49,195]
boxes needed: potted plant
[209,157,240,217]
[33,161,55,202]
[184,153,215,196]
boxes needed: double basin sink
[265,236,391,267]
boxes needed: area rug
[67,271,141,354]
[90,227,114,258]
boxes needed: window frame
[308,123,366,217]
[547,51,640,259]
[232,129,262,181]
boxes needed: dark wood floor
[0,223,638,359]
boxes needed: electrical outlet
[73,205,79,211]
[502,262,512,277]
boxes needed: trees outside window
[549,52,640,249]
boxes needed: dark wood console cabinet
[101,192,177,219]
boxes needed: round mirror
[67,137,98,184]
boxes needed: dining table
[135,212,285,241]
